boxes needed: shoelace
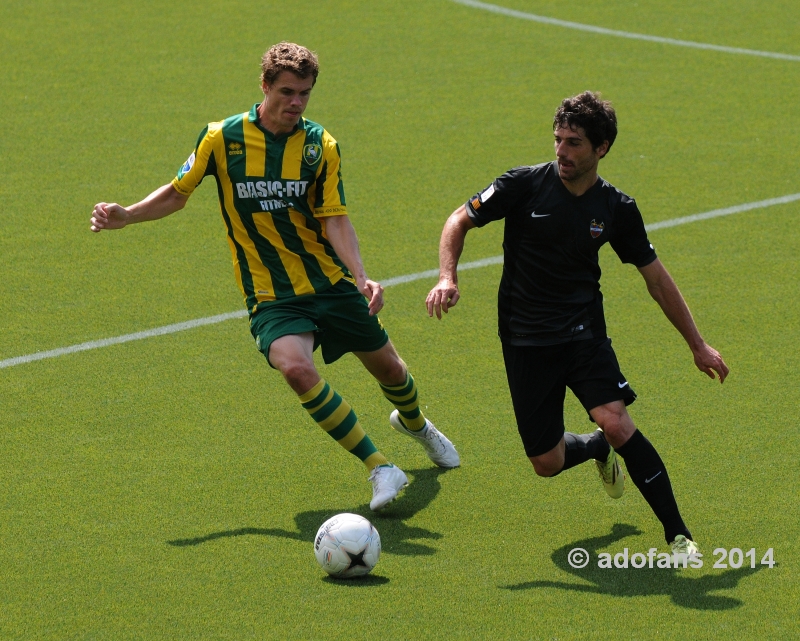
[370,467,393,489]
[671,537,692,554]
[599,458,616,483]
[426,430,446,454]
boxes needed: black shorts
[502,337,636,457]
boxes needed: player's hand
[359,279,384,316]
[90,202,130,232]
[426,279,460,320]
[692,342,729,383]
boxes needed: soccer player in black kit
[426,91,729,558]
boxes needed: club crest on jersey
[303,144,322,165]
[177,152,195,180]
[590,219,605,238]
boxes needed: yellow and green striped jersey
[172,104,351,313]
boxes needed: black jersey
[466,161,657,345]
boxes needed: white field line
[0,311,248,370]
[2,192,799,370]
[450,0,800,62]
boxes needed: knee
[596,414,622,438]
[387,360,408,385]
[376,357,408,387]
[594,410,635,448]
[531,460,560,477]
[529,452,563,477]
[279,361,319,392]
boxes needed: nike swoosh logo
[645,471,662,483]
[618,381,628,388]
[530,212,551,218]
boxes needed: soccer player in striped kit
[90,42,459,511]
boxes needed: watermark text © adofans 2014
[566,547,776,569]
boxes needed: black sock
[615,430,692,544]
[555,431,610,475]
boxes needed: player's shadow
[167,467,449,556]
[502,523,767,610]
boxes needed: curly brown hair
[260,42,319,86]
[554,91,617,156]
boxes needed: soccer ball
[313,513,381,578]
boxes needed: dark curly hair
[260,42,319,86]
[554,91,617,157]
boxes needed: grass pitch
[1,1,798,639]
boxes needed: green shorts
[249,278,389,367]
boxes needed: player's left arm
[323,214,383,316]
[637,258,729,383]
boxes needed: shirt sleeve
[465,166,530,227]
[610,196,657,267]
[171,124,219,197]
[313,130,347,217]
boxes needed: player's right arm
[90,184,188,232]
[426,204,476,319]
[427,167,526,319]
[92,123,217,233]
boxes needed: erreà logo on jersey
[590,219,605,238]
[303,144,322,165]
[228,142,243,156]
[177,152,195,180]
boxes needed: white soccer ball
[313,513,381,578]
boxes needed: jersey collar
[248,103,307,140]
[552,160,603,199]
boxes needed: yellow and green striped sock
[299,379,388,470]
[380,372,426,431]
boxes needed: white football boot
[670,535,700,568]
[368,464,408,511]
[389,410,460,468]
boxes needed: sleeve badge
[177,152,195,180]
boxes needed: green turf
[1,0,798,639]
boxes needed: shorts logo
[255,335,261,350]
[228,142,243,155]
[177,152,195,180]
[590,219,605,238]
[303,144,322,165]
